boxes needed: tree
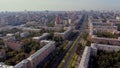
[6,51,16,58]
[0,39,4,45]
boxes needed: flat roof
[27,41,55,60]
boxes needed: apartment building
[32,33,50,41]
[92,36,120,45]
[4,41,23,51]
[78,43,120,68]
[90,22,117,34]
[0,41,55,68]
[15,41,55,68]
[54,27,72,40]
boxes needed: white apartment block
[32,33,50,41]
[54,27,72,40]
[0,41,55,68]
[78,43,120,68]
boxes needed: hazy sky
[0,0,120,11]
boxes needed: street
[62,14,88,68]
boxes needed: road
[52,32,79,68]
[62,14,88,68]
[50,14,88,68]
[52,15,85,68]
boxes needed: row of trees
[0,39,4,45]
[0,28,22,36]
[80,32,92,46]
[76,43,85,56]
[116,24,120,31]
[0,46,28,66]
[96,32,118,39]
[21,38,42,54]
[89,50,120,68]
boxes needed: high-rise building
[68,19,72,24]
[55,15,61,26]
[116,16,120,21]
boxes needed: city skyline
[0,0,120,11]
[0,1,120,67]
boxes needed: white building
[6,33,14,37]
[27,41,55,68]
[78,47,91,68]
[54,27,72,40]
[20,32,29,38]
[32,33,50,41]
[78,43,120,68]
[22,28,41,32]
[0,62,14,68]
[90,22,117,34]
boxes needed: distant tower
[116,16,120,21]
[68,19,72,24]
[26,10,30,22]
[45,10,49,15]
[44,10,49,26]
[55,15,61,26]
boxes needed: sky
[0,0,120,11]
